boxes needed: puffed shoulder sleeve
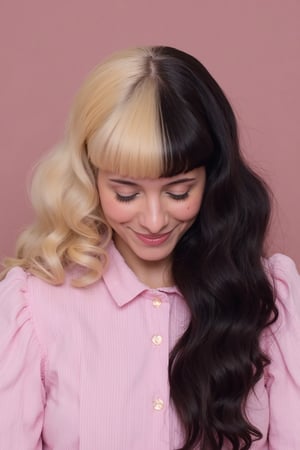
[0,267,45,449]
[264,254,300,449]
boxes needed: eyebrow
[109,177,196,187]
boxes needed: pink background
[0,0,299,265]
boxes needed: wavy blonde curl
[2,139,111,287]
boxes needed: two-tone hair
[2,46,277,449]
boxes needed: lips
[134,231,172,246]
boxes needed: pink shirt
[1,244,300,449]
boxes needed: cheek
[173,197,203,222]
[100,196,135,224]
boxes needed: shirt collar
[102,241,183,307]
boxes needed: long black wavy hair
[150,47,278,449]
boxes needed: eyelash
[115,193,138,202]
[115,192,189,202]
[167,192,189,201]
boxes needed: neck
[113,237,174,288]
[132,259,174,289]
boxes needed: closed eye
[115,193,138,202]
[167,192,189,201]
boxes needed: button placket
[151,297,163,348]
[148,293,169,420]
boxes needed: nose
[139,196,168,234]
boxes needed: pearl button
[152,335,162,345]
[152,298,162,307]
[153,398,164,411]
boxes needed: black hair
[151,46,277,449]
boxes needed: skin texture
[97,167,206,288]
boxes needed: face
[97,167,206,281]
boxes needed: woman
[1,46,300,450]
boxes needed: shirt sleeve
[265,254,300,449]
[0,267,45,449]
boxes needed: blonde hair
[2,47,167,287]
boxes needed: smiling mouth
[134,231,172,246]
